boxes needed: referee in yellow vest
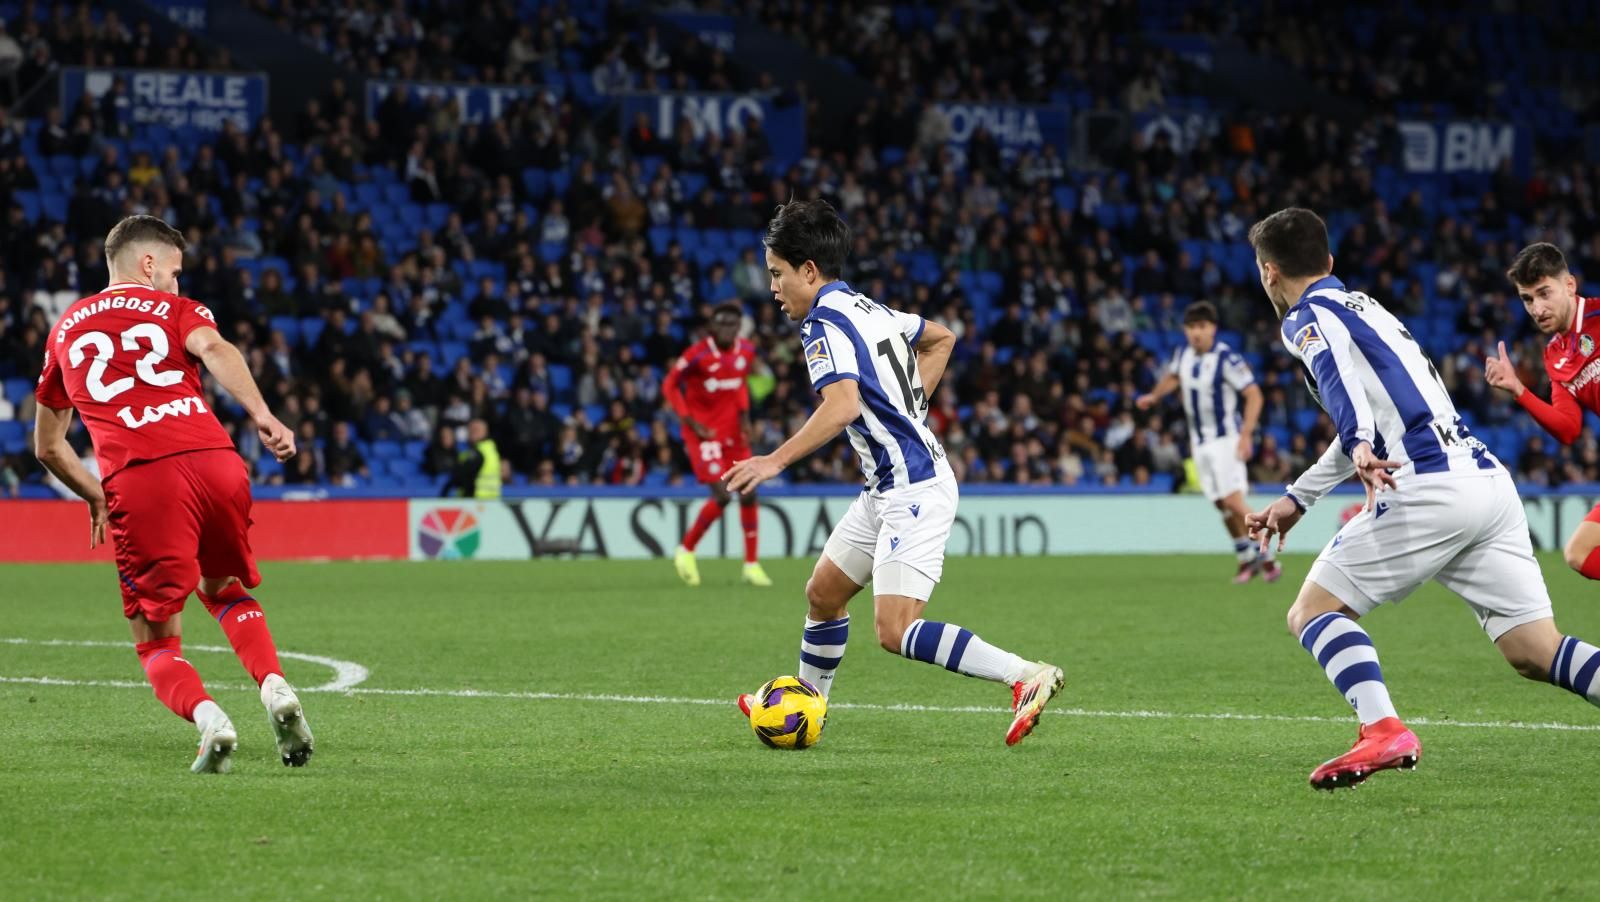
[444,418,503,498]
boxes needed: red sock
[199,582,283,685]
[740,501,759,563]
[135,637,212,722]
[682,498,724,552]
[1581,546,1600,581]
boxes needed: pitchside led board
[60,68,267,133]
[407,493,1361,562]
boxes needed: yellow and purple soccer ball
[748,676,827,749]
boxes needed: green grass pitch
[3,553,1600,899]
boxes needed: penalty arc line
[2,674,1599,734]
[0,637,369,692]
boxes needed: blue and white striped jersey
[1280,275,1496,477]
[801,281,953,492]
[1166,341,1254,444]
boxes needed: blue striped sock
[1549,636,1600,707]
[1233,538,1256,564]
[900,619,1027,684]
[1299,612,1398,726]
[798,615,848,698]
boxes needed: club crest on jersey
[1582,334,1595,357]
[1292,323,1326,357]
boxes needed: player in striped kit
[723,199,1065,746]
[1244,208,1600,790]
[1136,300,1279,583]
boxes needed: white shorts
[822,476,957,601]
[1194,436,1249,502]
[1307,469,1553,641]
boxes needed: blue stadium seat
[14,190,39,223]
[438,342,468,369]
[548,364,574,399]
[582,403,605,424]
[388,458,421,479]
[522,168,548,198]
[648,226,672,256]
[4,377,33,405]
[41,194,66,223]
[268,316,302,346]
[371,440,401,459]
[255,455,282,479]
[384,184,410,206]
[300,317,326,348]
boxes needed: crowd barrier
[5,486,1598,563]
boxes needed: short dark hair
[1182,300,1218,325]
[105,215,185,263]
[1507,242,1568,288]
[763,199,850,279]
[1246,208,1330,279]
[711,303,742,321]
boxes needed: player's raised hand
[256,414,297,462]
[1246,496,1303,555]
[1484,340,1526,397]
[723,453,781,494]
[1351,440,1399,511]
[88,495,108,549]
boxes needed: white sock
[193,699,225,733]
[900,619,1029,684]
[1299,612,1398,725]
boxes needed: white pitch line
[2,674,1598,733]
[0,637,369,692]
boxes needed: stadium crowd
[2,0,1600,497]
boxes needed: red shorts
[686,433,750,485]
[104,449,261,622]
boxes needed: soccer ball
[748,676,827,749]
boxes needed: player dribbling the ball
[723,200,1065,746]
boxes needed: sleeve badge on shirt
[1292,323,1326,356]
[1581,334,1594,357]
[805,336,835,380]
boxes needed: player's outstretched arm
[723,379,860,494]
[913,320,955,399]
[33,405,108,548]
[1135,372,1180,410]
[185,326,296,462]
[1488,340,1582,444]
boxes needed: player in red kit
[662,304,772,587]
[32,215,313,774]
[1487,242,1600,579]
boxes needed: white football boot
[191,708,238,774]
[261,673,315,767]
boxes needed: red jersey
[35,283,235,480]
[1543,295,1600,409]
[662,336,754,439]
